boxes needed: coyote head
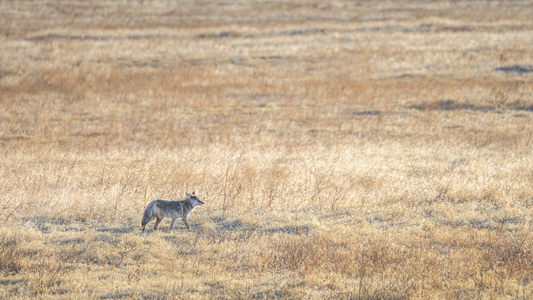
[187,191,204,206]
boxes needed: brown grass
[2,0,533,298]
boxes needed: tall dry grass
[1,0,533,298]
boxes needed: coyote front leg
[182,217,190,229]
[169,218,177,230]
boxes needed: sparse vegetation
[1,0,533,298]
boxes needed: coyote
[141,192,204,232]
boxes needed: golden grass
[2,0,533,298]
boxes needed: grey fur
[141,192,204,231]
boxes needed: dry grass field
[1,0,533,298]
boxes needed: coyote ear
[186,192,191,198]
[192,191,195,195]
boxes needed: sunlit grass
[1,0,533,298]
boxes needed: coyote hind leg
[154,217,163,231]
[141,216,155,232]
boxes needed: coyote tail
[141,202,155,226]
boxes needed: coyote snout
[141,192,204,232]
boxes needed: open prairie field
[2,0,533,298]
